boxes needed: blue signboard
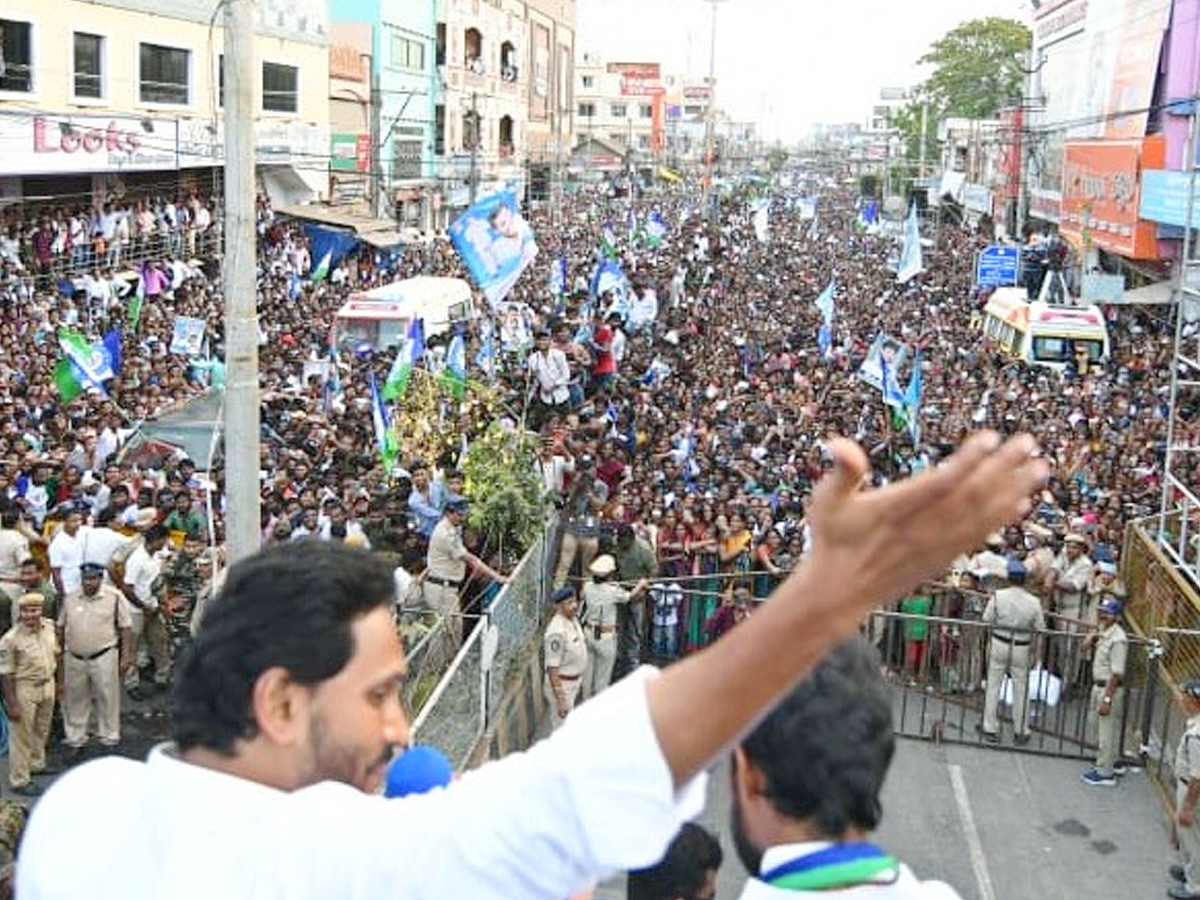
[1140,169,1200,228]
[976,245,1020,288]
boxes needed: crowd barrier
[410,518,556,767]
[8,225,223,282]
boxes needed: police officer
[1171,681,1200,899]
[1081,597,1128,786]
[542,586,587,728]
[580,555,647,699]
[57,562,132,760]
[424,499,506,654]
[980,559,1045,745]
[1052,532,1094,683]
[0,593,58,796]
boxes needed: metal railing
[4,224,224,281]
[872,609,1157,762]
[410,520,556,766]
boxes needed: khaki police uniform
[542,611,587,728]
[1089,621,1128,777]
[981,585,1045,737]
[581,581,631,698]
[58,583,131,748]
[425,516,468,650]
[1176,714,1200,893]
[0,603,57,788]
[1054,550,1094,625]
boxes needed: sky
[576,0,1033,141]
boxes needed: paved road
[598,737,1174,900]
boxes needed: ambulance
[980,287,1110,372]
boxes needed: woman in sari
[685,507,719,652]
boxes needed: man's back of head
[731,636,894,874]
[627,821,722,900]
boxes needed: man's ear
[250,666,310,747]
[732,745,768,803]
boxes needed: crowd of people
[0,163,1184,770]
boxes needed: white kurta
[19,667,706,900]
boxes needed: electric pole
[468,91,479,205]
[222,0,261,563]
[702,0,720,221]
[370,65,382,218]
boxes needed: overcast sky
[577,0,1033,140]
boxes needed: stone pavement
[597,736,1174,900]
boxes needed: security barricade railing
[1123,521,1200,807]
[409,518,556,767]
[870,609,1158,762]
[11,224,224,282]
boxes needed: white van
[980,287,1110,372]
[333,276,472,352]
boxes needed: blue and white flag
[645,211,667,247]
[474,333,496,378]
[857,333,909,394]
[879,353,905,409]
[448,188,539,307]
[896,203,924,284]
[625,208,638,242]
[601,221,618,257]
[591,259,630,316]
[549,255,567,297]
[902,349,923,444]
[817,323,833,360]
[814,280,835,325]
[640,357,671,386]
[859,200,879,227]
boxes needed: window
[610,103,626,118]
[498,115,514,156]
[499,40,517,82]
[464,27,482,71]
[581,75,593,89]
[262,62,298,112]
[636,133,650,149]
[393,138,422,179]
[578,101,595,118]
[0,19,33,93]
[391,34,425,71]
[684,104,703,116]
[140,43,190,105]
[435,104,445,155]
[435,23,446,66]
[462,110,481,151]
[639,104,653,119]
[73,32,103,99]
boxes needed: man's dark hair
[144,524,169,543]
[627,822,722,900]
[739,636,894,837]
[169,541,395,754]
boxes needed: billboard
[1139,170,1200,228]
[0,113,178,175]
[1060,136,1164,258]
[330,133,369,173]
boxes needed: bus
[980,287,1110,373]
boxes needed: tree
[892,17,1031,165]
[919,17,1031,120]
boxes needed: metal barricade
[871,609,1157,761]
[409,517,556,766]
[410,619,486,769]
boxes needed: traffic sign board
[976,245,1020,288]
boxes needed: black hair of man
[732,636,893,870]
[169,541,395,755]
[627,822,722,900]
[144,524,170,544]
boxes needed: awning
[260,165,316,207]
[276,203,407,249]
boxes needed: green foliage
[919,17,1031,120]
[461,423,548,563]
[767,147,789,174]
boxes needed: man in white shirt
[730,637,962,899]
[527,329,572,430]
[48,508,88,598]
[18,433,1047,900]
[119,525,172,696]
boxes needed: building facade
[523,0,574,203]
[328,0,436,226]
[0,0,330,208]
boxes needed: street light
[702,0,731,221]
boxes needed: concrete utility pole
[468,91,479,204]
[222,0,261,563]
[917,102,928,186]
[702,0,719,219]
[370,66,382,218]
